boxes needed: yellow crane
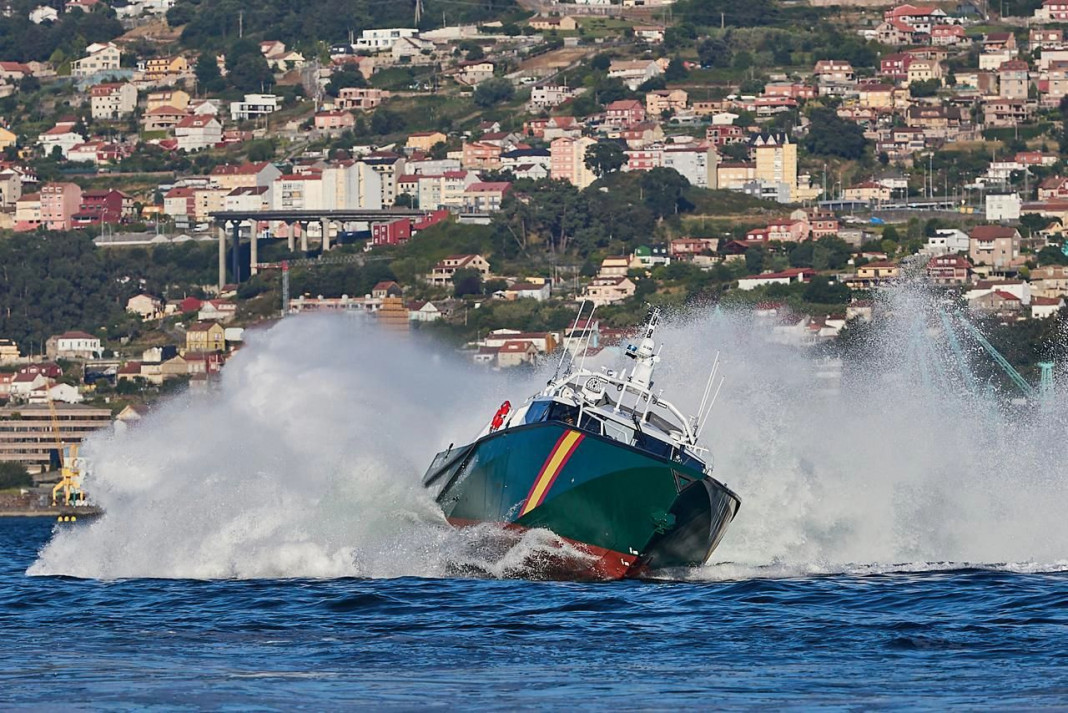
[47,394,84,507]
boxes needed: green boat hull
[423,422,740,579]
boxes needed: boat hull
[423,422,740,580]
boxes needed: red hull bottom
[446,517,639,580]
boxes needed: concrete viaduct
[209,208,429,289]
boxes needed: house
[71,42,121,78]
[462,182,511,212]
[210,162,281,191]
[1036,0,1068,22]
[844,181,892,203]
[407,300,443,323]
[90,82,137,120]
[926,228,971,255]
[969,289,1023,317]
[406,131,447,152]
[143,105,189,133]
[427,254,492,285]
[1032,296,1064,319]
[969,225,1021,269]
[45,331,102,360]
[461,141,502,169]
[75,188,132,224]
[354,28,419,52]
[174,115,222,152]
[14,193,41,231]
[146,89,191,112]
[528,15,578,31]
[598,255,631,277]
[142,56,189,81]
[126,294,164,320]
[372,281,403,299]
[185,322,226,352]
[335,87,390,111]
[457,61,495,86]
[501,282,551,301]
[230,94,280,122]
[608,59,662,91]
[999,60,1030,100]
[314,111,356,131]
[926,254,971,285]
[583,276,637,305]
[737,268,815,291]
[813,60,854,84]
[29,5,58,23]
[198,300,237,322]
[38,121,85,158]
[604,99,646,128]
[644,89,688,117]
[529,84,580,111]
[634,25,666,43]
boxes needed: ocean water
[9,304,1068,707]
[6,518,1068,708]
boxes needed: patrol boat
[422,307,740,579]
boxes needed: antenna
[554,299,587,380]
[414,0,423,25]
[575,305,598,374]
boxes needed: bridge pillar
[321,217,331,252]
[286,221,295,252]
[299,222,308,253]
[217,222,227,290]
[231,220,241,284]
[249,220,259,277]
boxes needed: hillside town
[2,0,1068,477]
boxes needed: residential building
[457,61,495,86]
[143,56,189,81]
[583,276,636,306]
[314,111,355,131]
[753,133,798,202]
[355,28,419,51]
[146,89,191,112]
[40,182,82,230]
[645,89,688,116]
[230,94,280,122]
[550,135,597,189]
[662,144,718,189]
[89,82,137,120]
[185,322,226,352]
[71,42,121,78]
[38,121,85,158]
[210,162,281,191]
[604,99,646,128]
[461,182,511,212]
[174,115,222,152]
[45,331,101,359]
[143,105,188,133]
[999,60,1030,99]
[0,403,111,470]
[608,59,662,91]
[406,131,448,152]
[529,84,580,111]
[969,225,1022,269]
[926,254,971,285]
[427,254,491,286]
[336,87,390,111]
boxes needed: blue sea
[4,519,1068,709]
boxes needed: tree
[473,77,515,108]
[664,57,689,82]
[640,168,691,219]
[697,38,730,68]
[395,192,416,208]
[326,67,366,97]
[370,109,406,135]
[194,53,224,93]
[452,268,483,297]
[227,52,272,93]
[803,107,868,160]
[584,142,626,177]
[0,462,30,489]
[803,275,851,304]
[909,78,941,98]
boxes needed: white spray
[29,292,1068,580]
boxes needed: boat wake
[28,292,1068,581]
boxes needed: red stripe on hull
[446,517,638,580]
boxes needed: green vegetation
[0,7,123,62]
[169,0,517,49]
[0,233,219,350]
[0,462,31,490]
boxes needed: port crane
[47,394,84,507]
